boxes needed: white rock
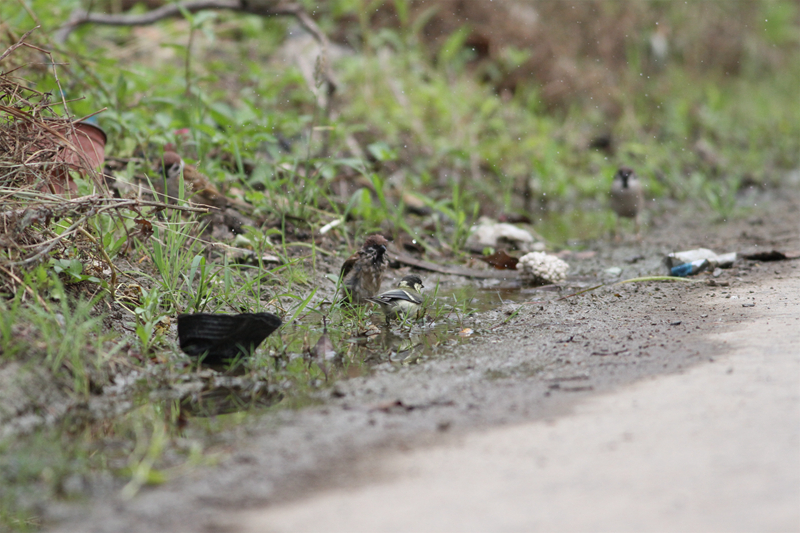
[517,252,569,285]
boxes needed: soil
[47,189,800,533]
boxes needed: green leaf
[367,141,397,162]
[438,25,471,67]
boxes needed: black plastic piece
[177,312,282,365]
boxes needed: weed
[146,214,203,312]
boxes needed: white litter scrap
[517,252,570,285]
[319,218,343,235]
[467,218,545,252]
[665,248,736,270]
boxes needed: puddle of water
[269,286,512,373]
[288,285,559,369]
[163,284,569,417]
[141,370,284,418]
[177,381,283,417]
[278,282,575,373]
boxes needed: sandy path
[235,276,800,533]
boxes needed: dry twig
[1,29,103,192]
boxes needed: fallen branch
[54,0,337,91]
[391,250,521,280]
[56,0,240,35]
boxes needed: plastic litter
[178,312,282,365]
[467,218,545,253]
[665,248,736,276]
[670,259,710,277]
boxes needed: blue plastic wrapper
[671,263,693,277]
[671,259,710,277]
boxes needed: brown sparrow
[610,166,644,237]
[155,151,227,209]
[339,234,389,304]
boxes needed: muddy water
[282,285,538,368]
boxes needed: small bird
[339,234,389,304]
[155,151,227,209]
[366,274,425,324]
[610,166,644,238]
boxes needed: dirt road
[50,194,800,533]
[235,272,800,532]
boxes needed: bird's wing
[339,254,357,281]
[375,289,423,304]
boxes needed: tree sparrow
[339,234,389,304]
[155,151,227,209]
[610,166,644,237]
[367,274,425,324]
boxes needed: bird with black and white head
[366,274,425,324]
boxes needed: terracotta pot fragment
[49,121,107,195]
